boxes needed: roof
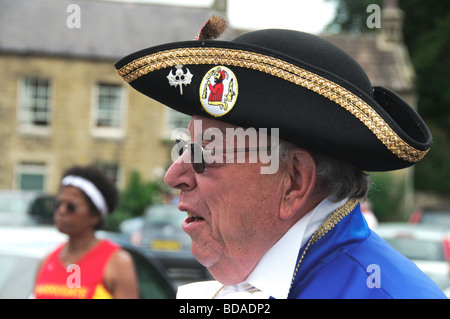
[324,33,415,92]
[0,0,229,60]
[0,0,414,91]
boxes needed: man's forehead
[189,115,236,131]
[188,116,237,139]
[186,117,276,152]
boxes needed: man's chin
[191,243,220,269]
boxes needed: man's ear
[279,150,317,220]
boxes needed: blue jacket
[288,201,446,299]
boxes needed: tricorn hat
[115,17,431,172]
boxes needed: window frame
[17,76,54,136]
[14,162,47,192]
[91,83,127,139]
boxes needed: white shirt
[176,196,348,299]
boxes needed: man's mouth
[186,211,205,223]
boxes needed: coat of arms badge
[167,64,193,95]
[199,66,238,117]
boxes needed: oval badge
[199,66,238,117]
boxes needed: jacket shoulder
[296,231,446,299]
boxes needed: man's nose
[164,154,197,192]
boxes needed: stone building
[0,0,226,192]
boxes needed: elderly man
[116,17,445,299]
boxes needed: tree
[399,0,450,194]
[326,0,450,194]
[104,171,164,231]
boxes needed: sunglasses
[52,200,80,214]
[175,136,269,174]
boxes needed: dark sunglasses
[52,200,79,214]
[175,136,269,174]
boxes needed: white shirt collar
[245,196,348,299]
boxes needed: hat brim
[115,39,431,172]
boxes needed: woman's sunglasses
[52,200,79,214]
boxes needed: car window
[384,238,445,261]
[420,213,450,227]
[0,254,39,298]
[126,248,176,299]
[0,195,29,214]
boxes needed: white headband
[61,175,108,217]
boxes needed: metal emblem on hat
[167,64,193,95]
[200,66,238,117]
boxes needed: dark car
[0,226,176,299]
[126,204,207,276]
[28,194,55,225]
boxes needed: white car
[0,190,38,226]
[375,223,450,297]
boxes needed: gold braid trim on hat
[117,47,428,163]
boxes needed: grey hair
[278,140,371,202]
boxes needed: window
[96,162,120,186]
[162,108,190,140]
[15,163,47,192]
[92,84,126,138]
[18,77,52,132]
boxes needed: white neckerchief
[176,196,348,299]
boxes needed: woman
[34,165,139,299]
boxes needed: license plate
[151,240,182,251]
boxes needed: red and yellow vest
[34,239,119,299]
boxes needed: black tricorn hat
[115,22,431,172]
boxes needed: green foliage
[414,124,450,194]
[399,0,450,194]
[326,0,450,194]
[104,171,164,232]
[103,208,135,233]
[368,172,406,222]
[119,170,162,217]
